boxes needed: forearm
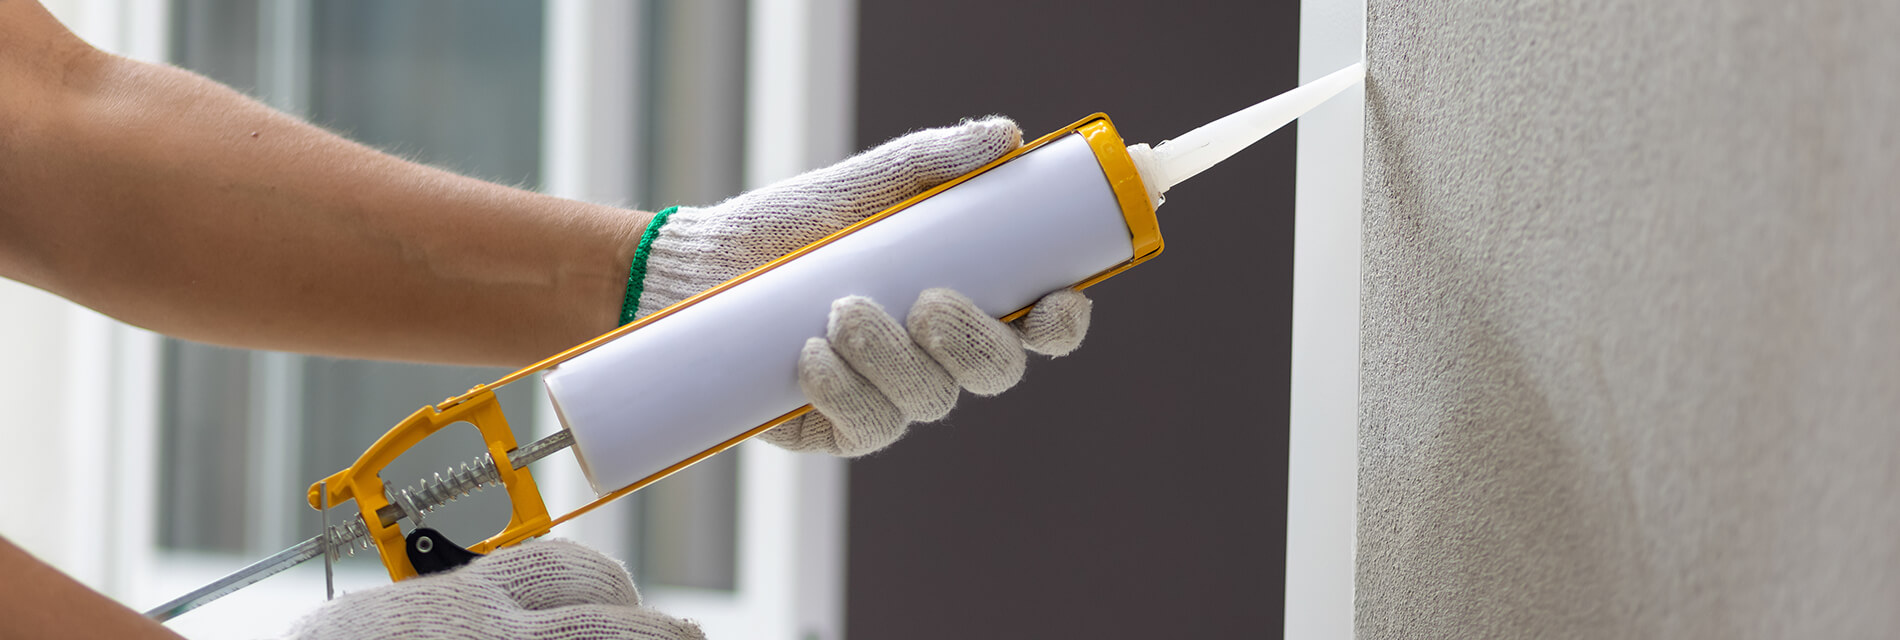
[0,537,185,639]
[0,8,644,366]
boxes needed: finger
[906,288,1026,396]
[1012,289,1092,356]
[735,117,1022,218]
[755,412,847,455]
[516,604,706,640]
[467,540,641,611]
[797,337,908,456]
[826,296,959,422]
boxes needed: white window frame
[540,1,852,638]
[29,0,173,609]
[9,2,853,638]
[1286,0,1366,637]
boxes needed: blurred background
[0,1,1297,638]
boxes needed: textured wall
[1361,1,1900,637]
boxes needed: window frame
[16,1,852,638]
[1286,0,1366,637]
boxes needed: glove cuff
[627,204,750,321]
[620,205,679,325]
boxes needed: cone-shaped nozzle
[1131,61,1365,200]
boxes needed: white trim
[0,285,84,579]
[107,325,163,598]
[541,0,643,207]
[791,438,847,639]
[1287,0,1365,637]
[540,2,851,638]
[246,352,303,555]
[116,0,170,63]
[537,0,647,555]
[729,1,856,639]
[41,0,171,62]
[25,0,173,598]
[41,0,121,54]
[744,0,809,189]
[60,309,115,590]
[745,0,857,187]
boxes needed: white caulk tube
[545,63,1366,495]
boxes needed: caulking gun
[146,61,1366,622]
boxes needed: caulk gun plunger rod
[1136,61,1366,197]
[144,429,577,622]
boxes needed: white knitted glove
[628,117,1023,318]
[625,117,1091,457]
[774,287,1092,456]
[280,540,702,640]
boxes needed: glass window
[307,0,545,187]
[157,0,745,596]
[624,0,748,592]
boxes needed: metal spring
[387,431,572,524]
[323,515,374,557]
[316,453,502,559]
[396,454,503,518]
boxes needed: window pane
[169,0,260,94]
[158,341,253,553]
[641,0,746,207]
[160,0,263,556]
[295,0,547,548]
[308,0,545,187]
[159,1,750,594]
[626,0,748,592]
[160,0,547,556]
[293,358,531,549]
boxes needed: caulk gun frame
[536,113,1165,531]
[306,388,553,582]
[462,113,1163,399]
[152,113,1167,621]
[319,115,1165,575]
[352,114,1165,563]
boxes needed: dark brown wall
[850,3,1300,637]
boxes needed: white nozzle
[1127,61,1365,206]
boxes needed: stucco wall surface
[1360,2,1900,637]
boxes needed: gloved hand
[280,540,702,640]
[626,117,1092,457]
[775,287,1091,456]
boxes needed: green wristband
[620,206,679,326]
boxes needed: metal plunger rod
[144,429,575,622]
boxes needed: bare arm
[0,537,186,640]
[0,1,647,367]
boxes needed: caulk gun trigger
[406,527,484,576]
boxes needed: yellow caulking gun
[146,62,1366,622]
